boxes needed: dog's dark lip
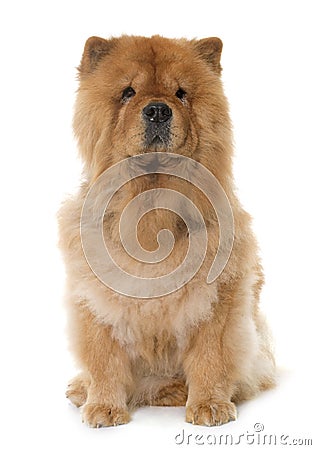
[144,135,166,152]
[151,135,164,145]
[144,119,171,150]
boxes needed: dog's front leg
[183,309,237,427]
[71,303,133,427]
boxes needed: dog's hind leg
[66,372,90,407]
[66,372,90,408]
[129,377,187,409]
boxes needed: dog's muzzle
[142,102,172,148]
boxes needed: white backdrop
[0,1,315,449]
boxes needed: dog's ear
[78,36,116,74]
[194,37,223,74]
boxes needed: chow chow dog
[58,35,275,427]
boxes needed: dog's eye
[175,88,186,102]
[121,86,136,103]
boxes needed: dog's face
[74,35,230,179]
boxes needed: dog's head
[74,35,232,180]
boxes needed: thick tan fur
[58,35,275,427]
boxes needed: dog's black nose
[143,102,172,123]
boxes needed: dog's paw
[66,375,88,408]
[82,403,130,428]
[186,401,236,426]
[150,379,188,406]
